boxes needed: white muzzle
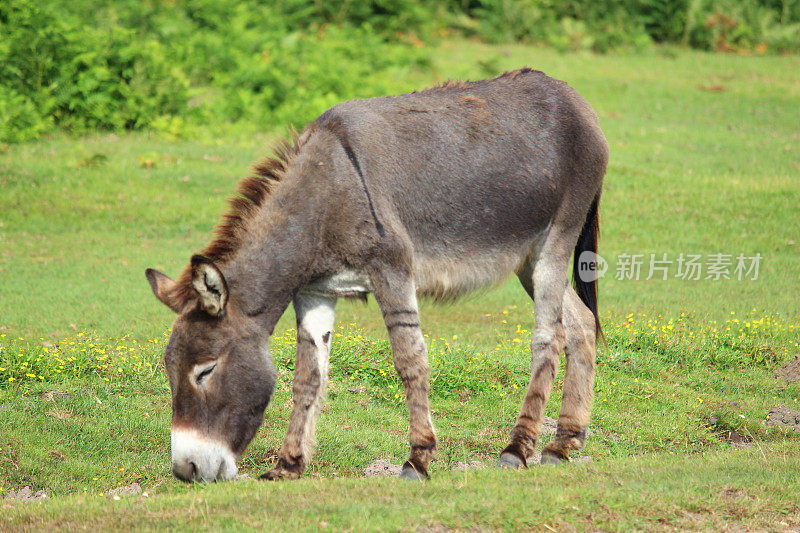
[171,428,238,482]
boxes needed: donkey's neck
[222,194,320,334]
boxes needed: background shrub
[1,0,798,142]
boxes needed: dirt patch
[48,450,65,461]
[715,427,751,445]
[4,487,48,502]
[40,389,69,402]
[766,405,800,432]
[46,408,76,421]
[541,416,558,434]
[775,356,800,382]
[680,511,704,525]
[452,460,483,471]
[721,488,745,500]
[105,483,141,498]
[540,416,593,437]
[363,459,402,477]
[707,415,752,445]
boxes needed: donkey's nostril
[172,459,197,482]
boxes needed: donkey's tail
[572,193,603,341]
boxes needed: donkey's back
[309,68,608,300]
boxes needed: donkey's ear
[145,268,183,313]
[190,255,228,317]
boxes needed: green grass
[5,443,800,531]
[1,43,798,340]
[1,42,799,530]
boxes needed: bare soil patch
[541,416,557,434]
[40,389,69,402]
[540,415,593,436]
[721,488,745,500]
[4,486,48,502]
[363,459,402,477]
[105,483,142,498]
[707,415,752,446]
[766,405,800,433]
[775,356,800,382]
[452,460,483,471]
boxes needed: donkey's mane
[170,129,305,305]
[420,68,539,93]
[496,67,537,80]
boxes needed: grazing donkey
[146,68,608,482]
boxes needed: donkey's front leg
[261,293,336,480]
[370,267,436,480]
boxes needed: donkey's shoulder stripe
[387,322,421,331]
[325,122,386,237]
[384,309,419,317]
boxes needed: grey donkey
[146,68,608,482]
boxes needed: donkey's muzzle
[171,428,238,482]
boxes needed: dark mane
[170,129,305,305]
[428,79,470,91]
[495,67,539,80]
[418,68,540,95]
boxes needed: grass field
[1,42,799,531]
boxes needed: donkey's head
[145,256,277,482]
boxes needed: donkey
[146,68,608,482]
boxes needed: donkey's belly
[303,221,548,300]
[410,226,548,300]
[301,240,542,301]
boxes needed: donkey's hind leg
[369,264,436,481]
[541,285,596,464]
[499,228,574,468]
[261,293,336,480]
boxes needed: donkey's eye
[195,363,217,386]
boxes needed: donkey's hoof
[540,451,564,466]
[399,461,428,481]
[497,452,526,469]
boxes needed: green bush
[0,1,192,136]
[0,0,432,142]
[0,86,50,142]
[1,0,798,143]
[683,0,800,51]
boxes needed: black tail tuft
[572,194,603,341]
